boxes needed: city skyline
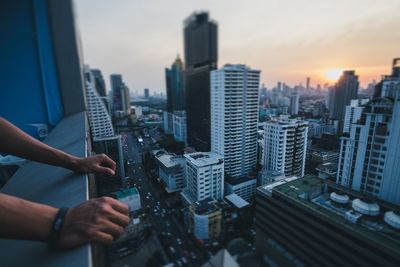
[76,0,400,93]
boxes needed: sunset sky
[75,0,400,93]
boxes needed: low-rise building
[155,153,186,193]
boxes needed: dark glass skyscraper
[110,74,123,112]
[184,12,218,151]
[166,55,185,112]
[91,68,107,97]
[328,70,359,132]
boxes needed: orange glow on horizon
[324,68,343,82]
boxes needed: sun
[324,68,343,82]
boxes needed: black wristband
[48,207,69,249]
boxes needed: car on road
[169,247,175,253]
[177,238,182,245]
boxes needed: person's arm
[0,193,130,248]
[0,118,116,176]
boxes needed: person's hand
[72,154,116,176]
[58,197,130,248]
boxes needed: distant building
[224,177,257,202]
[92,135,125,195]
[155,153,186,193]
[373,58,400,98]
[188,198,231,241]
[262,117,308,177]
[289,91,299,115]
[144,88,149,98]
[173,111,187,145]
[337,97,400,204]
[211,64,260,179]
[258,169,285,186]
[90,68,107,97]
[165,55,185,112]
[255,175,400,266]
[328,70,359,132]
[83,66,114,139]
[112,187,141,212]
[182,152,224,203]
[120,83,131,115]
[184,12,218,151]
[343,98,369,133]
[110,74,123,113]
[163,110,187,145]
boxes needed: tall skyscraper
[343,98,369,133]
[184,12,218,151]
[110,74,123,113]
[211,64,260,179]
[120,83,131,115]
[90,68,107,97]
[289,91,299,115]
[83,66,114,139]
[263,117,308,177]
[373,58,400,98]
[144,88,150,98]
[337,60,400,204]
[328,71,359,132]
[182,152,224,203]
[306,77,310,90]
[166,55,185,112]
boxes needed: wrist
[47,207,70,249]
[67,155,81,172]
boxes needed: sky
[75,0,400,94]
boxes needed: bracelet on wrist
[48,207,69,250]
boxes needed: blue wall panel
[0,0,64,139]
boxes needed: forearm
[0,193,57,241]
[0,118,79,170]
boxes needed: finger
[97,166,115,176]
[105,197,129,215]
[98,219,125,238]
[91,231,114,245]
[100,154,116,169]
[107,208,130,227]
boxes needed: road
[118,128,209,266]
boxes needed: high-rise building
[182,152,224,203]
[90,68,107,97]
[289,91,300,115]
[144,88,149,98]
[263,117,308,177]
[155,152,186,193]
[337,62,400,204]
[173,110,187,145]
[306,77,310,90]
[120,83,131,115]
[255,175,400,267]
[343,98,369,133]
[211,64,260,179]
[166,55,185,112]
[83,66,114,139]
[328,71,359,132]
[110,74,123,113]
[184,12,218,151]
[373,58,400,98]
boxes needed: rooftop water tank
[384,211,400,229]
[352,199,380,216]
[330,192,350,204]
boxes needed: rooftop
[225,194,250,209]
[156,153,184,169]
[258,175,400,254]
[184,152,223,167]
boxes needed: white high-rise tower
[211,64,260,179]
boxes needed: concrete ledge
[0,112,91,267]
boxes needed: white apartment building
[84,66,114,139]
[182,152,224,203]
[343,99,369,133]
[155,153,186,193]
[211,64,260,179]
[337,60,400,205]
[173,111,187,145]
[263,117,309,177]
